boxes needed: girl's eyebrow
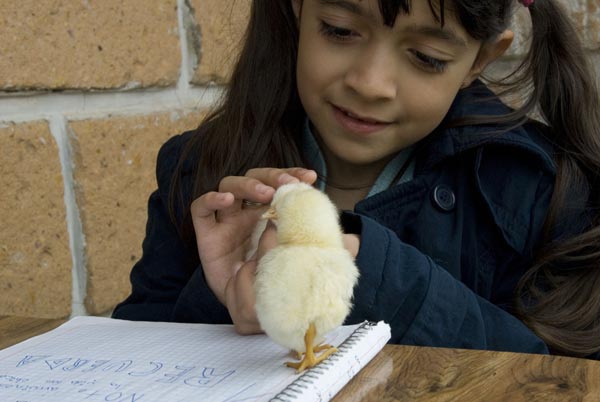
[318,0,467,48]
[319,0,368,17]
[404,25,468,48]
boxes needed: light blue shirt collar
[301,120,415,198]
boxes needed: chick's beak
[262,207,277,220]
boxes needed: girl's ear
[462,30,514,88]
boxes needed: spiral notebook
[0,316,391,402]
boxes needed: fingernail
[256,184,273,194]
[280,174,299,184]
[217,192,230,201]
[301,169,316,178]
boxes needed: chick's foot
[293,342,334,359]
[314,343,335,353]
[286,323,338,372]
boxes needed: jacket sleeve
[341,211,550,355]
[112,133,231,324]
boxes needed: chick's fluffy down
[255,245,358,353]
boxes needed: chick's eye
[319,21,357,41]
[409,50,448,73]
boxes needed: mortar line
[49,115,88,318]
[176,0,193,94]
[0,86,224,123]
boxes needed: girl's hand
[225,221,277,334]
[343,234,360,259]
[190,168,317,305]
[225,227,360,335]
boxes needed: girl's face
[294,0,507,169]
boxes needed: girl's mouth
[332,104,391,135]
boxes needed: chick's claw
[286,323,338,373]
[293,343,334,359]
[286,346,338,373]
[314,343,335,353]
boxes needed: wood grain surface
[333,344,600,401]
[2,316,599,401]
[0,315,65,350]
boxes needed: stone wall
[0,0,250,318]
[0,0,598,319]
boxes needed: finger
[238,259,258,281]
[217,176,274,218]
[256,220,278,261]
[343,234,361,259]
[245,219,268,262]
[286,167,318,185]
[235,263,261,334]
[227,261,262,335]
[245,167,317,189]
[190,192,234,231]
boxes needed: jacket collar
[415,80,556,175]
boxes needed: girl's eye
[319,21,357,41]
[409,50,448,73]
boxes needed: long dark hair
[171,0,600,357]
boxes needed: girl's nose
[343,46,398,101]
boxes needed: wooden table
[2,316,600,401]
[0,315,64,350]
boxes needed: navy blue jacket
[113,83,598,359]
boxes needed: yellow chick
[254,182,359,372]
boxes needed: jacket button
[432,185,456,212]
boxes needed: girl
[113,0,600,359]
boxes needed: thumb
[256,220,278,260]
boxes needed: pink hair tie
[520,0,534,7]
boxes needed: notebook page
[273,321,391,401]
[0,316,359,402]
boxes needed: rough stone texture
[508,0,598,57]
[588,0,600,49]
[0,0,180,90]
[492,2,600,107]
[191,0,251,84]
[506,7,532,58]
[0,122,71,318]
[69,110,206,315]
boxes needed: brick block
[69,110,206,314]
[0,0,180,90]
[191,0,251,84]
[0,122,71,318]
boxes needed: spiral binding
[270,321,378,402]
